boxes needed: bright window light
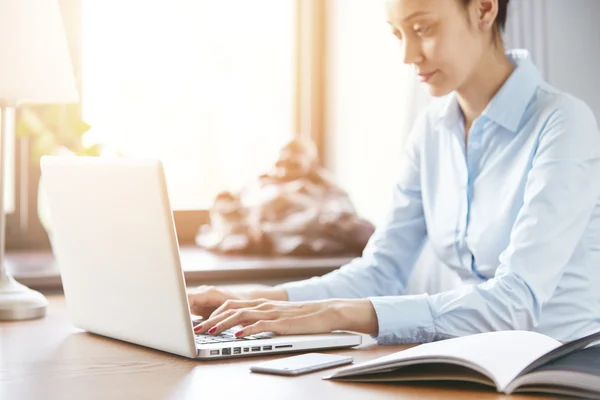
[82,0,295,209]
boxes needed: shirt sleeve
[369,97,600,345]
[278,113,429,301]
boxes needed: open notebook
[325,330,600,399]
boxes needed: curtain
[503,0,549,78]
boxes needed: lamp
[0,0,79,320]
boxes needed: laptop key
[214,337,243,343]
[195,328,246,344]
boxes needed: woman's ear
[476,0,498,30]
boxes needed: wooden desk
[0,295,559,400]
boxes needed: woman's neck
[457,45,515,135]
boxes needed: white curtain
[503,0,549,78]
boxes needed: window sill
[4,246,354,291]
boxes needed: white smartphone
[249,353,353,376]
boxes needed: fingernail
[194,325,202,331]
[208,327,217,334]
[235,330,243,337]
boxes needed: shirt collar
[438,49,543,133]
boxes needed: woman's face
[386,0,488,97]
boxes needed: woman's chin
[426,82,453,97]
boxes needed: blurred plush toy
[196,138,375,256]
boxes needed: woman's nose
[401,38,424,65]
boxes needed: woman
[190,0,600,344]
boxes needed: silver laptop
[40,156,362,360]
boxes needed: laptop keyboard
[195,327,274,345]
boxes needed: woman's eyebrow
[403,11,431,21]
[388,10,431,25]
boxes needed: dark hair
[460,0,510,32]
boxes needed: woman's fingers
[198,309,276,335]
[237,313,330,337]
[234,320,280,338]
[188,293,217,318]
[187,286,232,317]
[209,298,269,319]
[195,300,272,334]
[195,300,336,337]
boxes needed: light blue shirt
[279,50,600,344]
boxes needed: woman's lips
[418,70,438,83]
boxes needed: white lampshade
[0,0,79,105]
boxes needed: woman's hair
[459,0,510,32]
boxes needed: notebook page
[331,331,561,390]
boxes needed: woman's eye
[392,30,403,41]
[415,25,430,35]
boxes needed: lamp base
[0,273,48,320]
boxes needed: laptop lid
[40,156,197,358]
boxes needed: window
[81,0,296,210]
[324,0,430,224]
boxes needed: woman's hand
[187,286,243,319]
[193,298,379,337]
[187,286,289,319]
